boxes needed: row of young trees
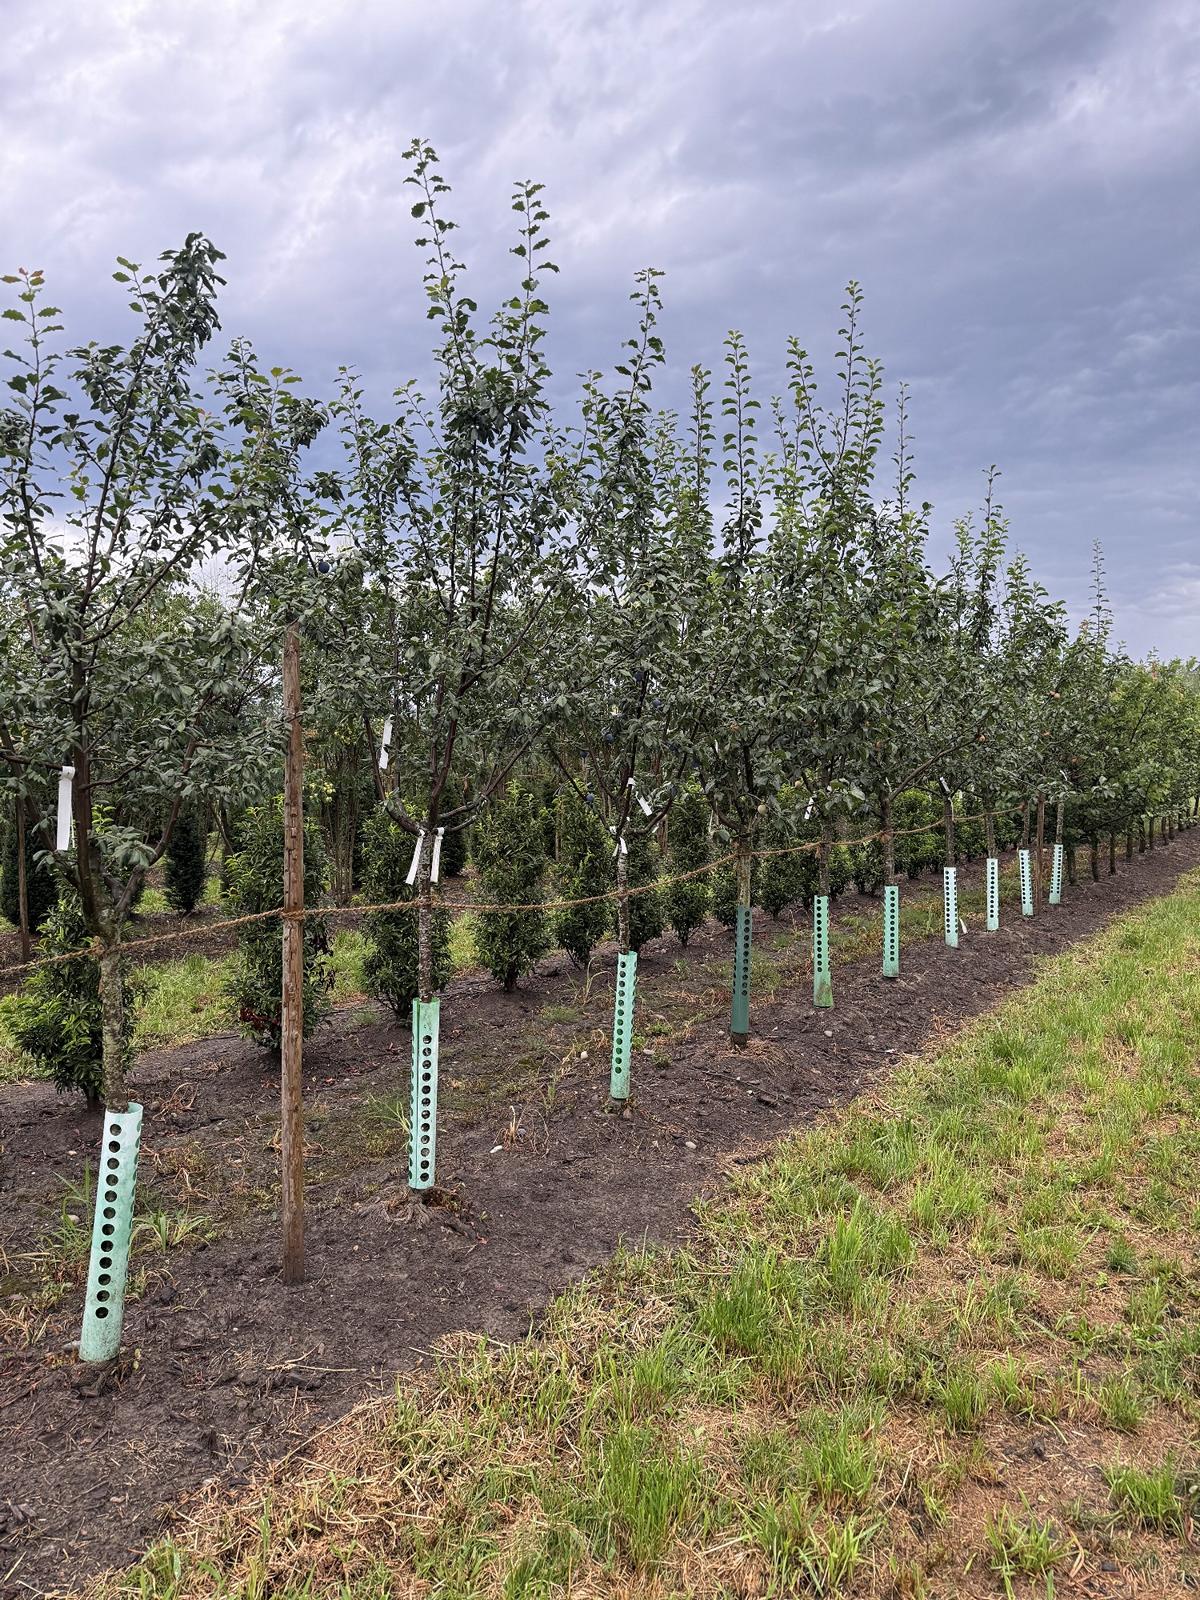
[2,143,1198,1122]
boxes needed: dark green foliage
[474,784,550,990]
[219,806,249,901]
[2,894,126,1105]
[956,817,985,862]
[622,832,665,953]
[440,823,468,878]
[361,810,451,1016]
[664,786,711,945]
[710,864,739,929]
[895,790,939,879]
[554,790,611,967]
[994,808,1023,852]
[164,804,208,914]
[828,843,853,898]
[851,838,884,897]
[759,803,807,917]
[539,775,560,860]
[0,801,56,932]
[224,799,332,1047]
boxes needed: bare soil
[1,834,1197,1598]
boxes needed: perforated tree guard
[1049,842,1064,905]
[813,895,833,1008]
[408,997,440,1191]
[943,866,959,948]
[882,884,900,978]
[610,950,637,1099]
[730,905,752,1042]
[1019,848,1033,917]
[986,856,1000,932]
[79,1102,142,1364]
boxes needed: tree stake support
[986,857,1000,931]
[943,866,959,948]
[409,998,440,1191]
[882,883,900,978]
[610,950,637,1100]
[1049,843,1064,905]
[79,1102,142,1364]
[1019,848,1033,917]
[813,895,833,1008]
[730,905,751,1043]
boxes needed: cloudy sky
[2,0,1196,654]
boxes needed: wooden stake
[281,619,306,1286]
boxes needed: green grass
[100,868,1200,1598]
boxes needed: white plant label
[405,827,426,887]
[56,765,75,851]
[379,715,394,771]
[430,826,445,884]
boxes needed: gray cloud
[2,0,1196,652]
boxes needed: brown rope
[0,803,1035,981]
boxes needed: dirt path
[2,834,1198,1598]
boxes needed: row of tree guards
[47,616,1196,1361]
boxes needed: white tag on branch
[939,776,951,795]
[431,827,445,884]
[405,827,426,887]
[804,796,815,821]
[379,715,394,771]
[56,765,75,851]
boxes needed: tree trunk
[818,819,833,898]
[1139,816,1147,852]
[96,940,128,1113]
[735,836,753,912]
[1108,832,1117,875]
[1168,811,1176,842]
[942,792,955,868]
[881,792,896,885]
[1090,834,1100,881]
[1067,844,1077,885]
[1147,815,1155,850]
[1125,826,1133,861]
[1034,793,1046,907]
[417,828,436,1002]
[615,838,631,952]
[1020,800,1031,848]
[984,808,997,861]
[15,793,30,963]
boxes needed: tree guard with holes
[730,905,752,1044]
[408,998,440,1191]
[812,895,833,1008]
[1018,848,1033,917]
[882,883,900,978]
[610,950,637,1100]
[986,857,1000,931]
[943,866,959,948]
[1049,842,1064,905]
[79,1102,142,1364]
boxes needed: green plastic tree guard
[1049,842,1064,905]
[813,894,833,1008]
[79,1101,143,1364]
[943,866,959,948]
[1018,848,1033,917]
[986,857,1000,931]
[882,883,900,978]
[409,997,440,1191]
[610,950,637,1099]
[730,904,752,1043]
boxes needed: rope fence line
[0,800,1160,983]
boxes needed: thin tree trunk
[1108,832,1117,875]
[15,793,30,963]
[615,838,631,952]
[96,940,127,1114]
[942,792,955,868]
[1147,815,1155,850]
[417,828,435,1002]
[735,836,753,913]
[818,819,833,898]
[1020,800,1031,848]
[881,792,896,885]
[1125,826,1133,861]
[1090,834,1100,881]
[984,807,997,860]
[1034,793,1046,906]
[1067,844,1077,885]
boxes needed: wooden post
[15,793,30,964]
[281,619,306,1286]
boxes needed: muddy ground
[2,833,1198,1598]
